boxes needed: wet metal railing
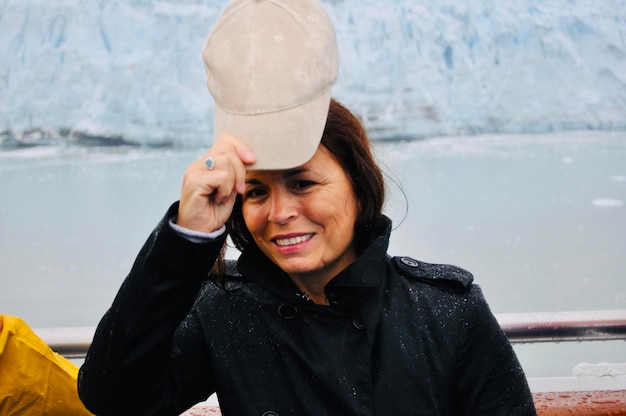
[35,310,626,359]
[35,326,95,359]
[496,309,626,344]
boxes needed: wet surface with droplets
[532,390,626,415]
[180,391,626,415]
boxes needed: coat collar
[237,216,392,305]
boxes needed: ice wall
[1,0,625,147]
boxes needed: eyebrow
[245,167,309,185]
[283,167,307,179]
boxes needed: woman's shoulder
[388,256,474,294]
[386,256,493,323]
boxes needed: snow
[591,198,624,208]
[1,0,625,147]
[573,362,626,378]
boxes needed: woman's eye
[244,188,267,199]
[293,180,315,190]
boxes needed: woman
[78,99,536,415]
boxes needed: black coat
[78,204,536,416]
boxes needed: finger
[226,132,256,166]
[205,134,254,195]
[214,132,256,168]
[211,169,237,204]
[206,151,243,202]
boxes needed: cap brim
[213,89,331,170]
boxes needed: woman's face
[242,145,359,286]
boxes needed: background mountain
[1,0,625,146]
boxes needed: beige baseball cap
[202,0,339,170]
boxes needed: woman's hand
[177,133,256,233]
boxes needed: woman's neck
[290,275,331,305]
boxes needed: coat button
[352,314,365,330]
[262,412,279,416]
[327,292,339,305]
[400,257,419,268]
[277,304,298,319]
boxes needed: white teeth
[275,234,312,246]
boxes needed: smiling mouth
[274,234,314,247]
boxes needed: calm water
[1,131,625,378]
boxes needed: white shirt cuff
[168,217,226,243]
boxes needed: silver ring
[204,156,215,170]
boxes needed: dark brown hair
[213,98,385,280]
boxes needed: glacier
[0,0,625,147]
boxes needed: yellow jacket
[0,314,93,415]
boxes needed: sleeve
[453,285,537,416]
[77,202,227,416]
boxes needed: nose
[267,189,298,225]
